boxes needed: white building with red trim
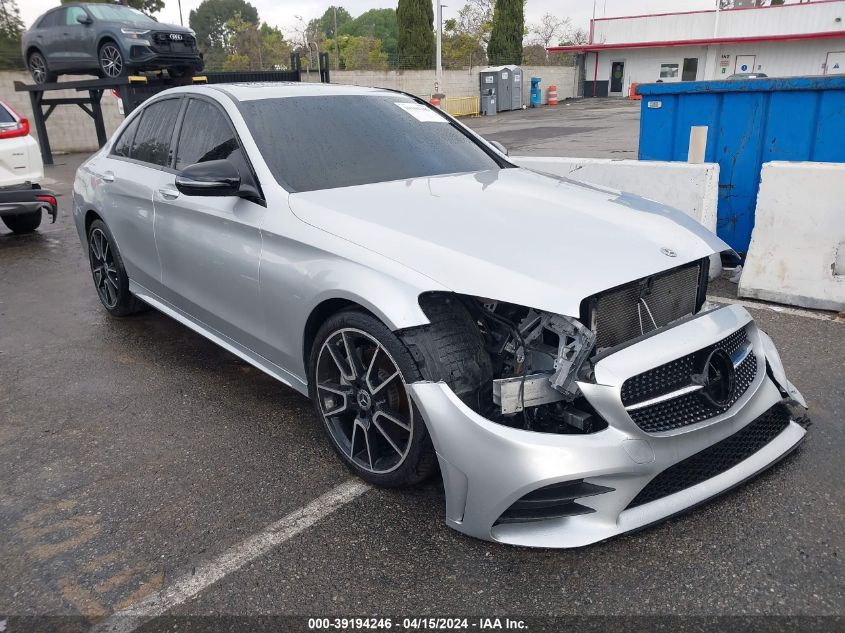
[549,0,845,97]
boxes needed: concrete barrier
[511,156,719,233]
[739,161,845,311]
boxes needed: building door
[682,58,698,81]
[610,61,625,95]
[735,54,756,74]
[825,51,845,75]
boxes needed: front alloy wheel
[317,329,413,474]
[310,312,437,487]
[99,43,124,78]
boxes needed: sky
[18,0,720,36]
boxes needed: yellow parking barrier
[444,95,480,118]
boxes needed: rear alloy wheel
[2,210,42,234]
[98,43,125,79]
[28,52,57,84]
[87,219,146,316]
[310,312,437,487]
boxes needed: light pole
[177,0,183,25]
[435,1,446,95]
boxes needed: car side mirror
[490,140,508,156]
[76,14,93,25]
[175,160,241,197]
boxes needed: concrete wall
[1,66,575,154]
[302,66,577,104]
[0,71,124,154]
[511,156,719,232]
[739,161,845,311]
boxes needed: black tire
[98,41,127,79]
[86,219,146,317]
[309,310,438,488]
[2,210,42,234]
[28,52,57,84]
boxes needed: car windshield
[86,4,157,25]
[238,94,504,192]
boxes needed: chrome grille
[622,326,758,434]
[588,262,704,350]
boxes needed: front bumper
[408,305,807,548]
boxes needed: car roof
[191,82,405,102]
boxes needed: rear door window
[112,116,140,158]
[129,98,182,167]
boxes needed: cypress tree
[487,0,523,65]
[396,0,434,69]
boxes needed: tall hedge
[396,0,433,69]
[487,0,523,65]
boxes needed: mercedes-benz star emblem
[660,247,677,257]
[696,348,736,407]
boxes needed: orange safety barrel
[629,83,641,100]
[429,96,441,107]
[547,85,558,105]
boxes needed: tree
[336,35,388,70]
[453,0,494,47]
[529,14,570,48]
[442,18,485,69]
[396,0,433,69]
[341,8,398,59]
[60,0,165,15]
[316,6,352,39]
[190,0,258,68]
[0,0,24,70]
[487,0,523,65]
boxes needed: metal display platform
[13,52,329,165]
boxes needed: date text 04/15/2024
[307,617,528,630]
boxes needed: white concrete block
[739,161,845,312]
[511,156,720,233]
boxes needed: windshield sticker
[395,102,448,123]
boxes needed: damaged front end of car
[398,257,809,548]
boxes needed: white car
[0,99,57,233]
[72,83,808,548]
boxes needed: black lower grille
[622,326,757,434]
[496,480,614,524]
[586,260,705,350]
[626,403,792,509]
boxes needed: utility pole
[333,6,340,70]
[177,0,183,25]
[435,1,445,94]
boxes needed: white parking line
[708,295,841,323]
[92,479,371,633]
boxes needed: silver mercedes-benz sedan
[72,83,808,548]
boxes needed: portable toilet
[530,77,542,107]
[480,66,513,112]
[510,66,524,109]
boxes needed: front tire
[98,42,126,79]
[2,210,42,234]
[309,311,437,488]
[87,219,145,316]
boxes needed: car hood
[288,167,729,317]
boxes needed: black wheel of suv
[98,42,126,79]
[87,219,145,316]
[28,52,57,84]
[309,310,437,488]
[2,210,42,234]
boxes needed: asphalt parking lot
[1,100,843,631]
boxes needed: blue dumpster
[638,76,845,253]
[530,77,542,107]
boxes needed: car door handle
[158,187,180,200]
[101,171,114,182]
